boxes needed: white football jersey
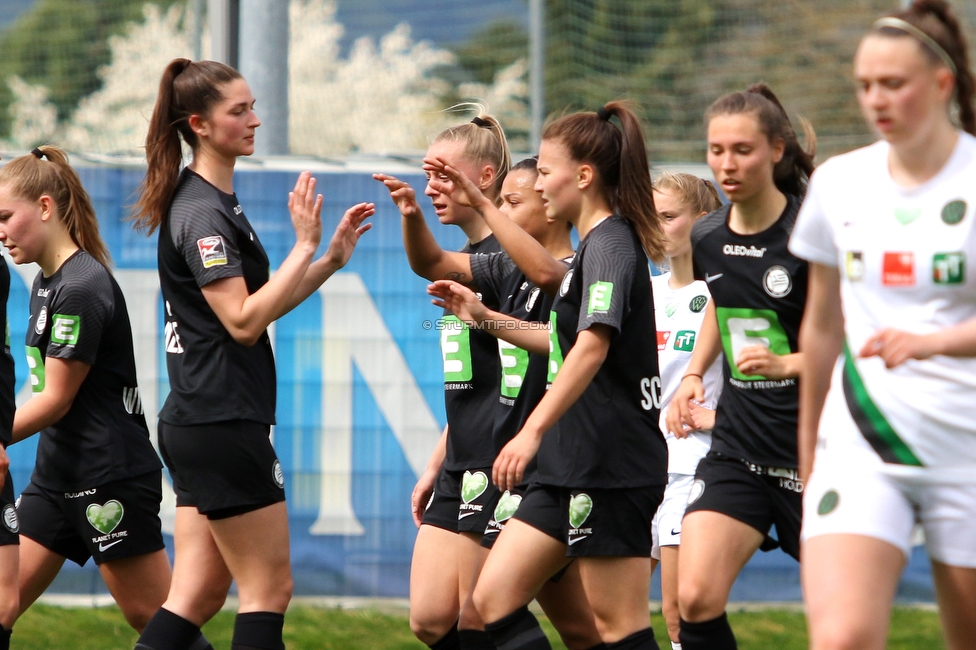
[653,273,723,474]
[790,133,976,480]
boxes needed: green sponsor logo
[817,490,840,516]
[25,346,45,393]
[716,307,792,381]
[498,339,529,399]
[894,206,921,225]
[568,493,592,529]
[547,311,564,384]
[50,314,80,346]
[689,295,708,313]
[673,330,696,352]
[86,500,124,535]
[461,471,488,504]
[587,281,614,315]
[440,315,472,383]
[665,303,677,318]
[933,252,965,285]
[942,200,967,225]
[493,490,523,523]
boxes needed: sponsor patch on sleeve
[587,281,614,314]
[197,236,228,268]
[50,314,80,346]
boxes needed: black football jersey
[26,251,160,490]
[690,195,807,467]
[158,169,276,426]
[535,217,667,489]
[442,235,503,471]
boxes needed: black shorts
[1,471,19,546]
[17,471,165,566]
[514,482,664,557]
[422,466,499,535]
[683,451,802,561]
[159,419,286,520]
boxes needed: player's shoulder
[691,204,730,249]
[58,251,114,301]
[169,171,228,230]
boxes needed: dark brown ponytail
[132,59,242,234]
[0,146,110,266]
[542,101,664,263]
[876,0,975,135]
[706,83,816,198]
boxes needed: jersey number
[716,307,791,381]
[440,315,473,383]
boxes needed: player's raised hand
[373,173,423,219]
[288,170,323,247]
[427,280,488,325]
[422,157,491,214]
[323,202,374,270]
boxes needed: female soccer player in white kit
[792,1,976,649]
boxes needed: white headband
[874,17,957,76]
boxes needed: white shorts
[651,473,695,560]
[802,452,976,568]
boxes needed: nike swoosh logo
[705,273,723,283]
[458,512,477,520]
[670,528,681,536]
[568,536,587,545]
[98,539,124,552]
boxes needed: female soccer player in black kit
[0,147,178,645]
[459,102,667,650]
[132,59,373,650]
[665,85,815,650]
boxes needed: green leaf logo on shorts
[461,471,488,504]
[942,200,967,226]
[86,500,124,535]
[817,490,840,516]
[568,493,593,529]
[493,490,523,523]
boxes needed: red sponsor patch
[657,331,671,351]
[882,252,914,286]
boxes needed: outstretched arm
[428,280,549,354]
[282,202,374,312]
[423,158,568,296]
[373,173,475,283]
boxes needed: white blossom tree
[3,0,530,157]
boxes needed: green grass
[8,603,945,649]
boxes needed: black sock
[135,608,203,650]
[231,612,285,650]
[0,624,10,650]
[430,626,460,650]
[483,606,551,650]
[679,613,736,650]
[188,631,215,650]
[606,627,659,650]
[458,629,496,649]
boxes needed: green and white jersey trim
[841,341,923,467]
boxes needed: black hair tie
[31,148,44,160]
[596,106,612,121]
[471,116,491,129]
